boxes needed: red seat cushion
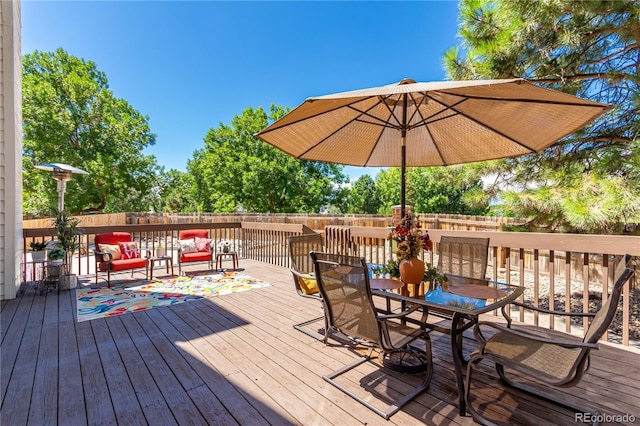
[178,229,209,241]
[180,252,212,263]
[95,232,132,246]
[99,258,147,272]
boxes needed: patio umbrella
[255,78,611,217]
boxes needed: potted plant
[424,264,448,292]
[156,242,166,257]
[29,240,48,262]
[47,247,66,265]
[373,258,401,279]
[52,210,83,290]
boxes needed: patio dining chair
[288,233,328,342]
[425,236,491,356]
[311,251,433,420]
[437,236,490,280]
[464,254,635,425]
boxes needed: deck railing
[326,226,639,346]
[23,221,639,346]
[23,222,316,276]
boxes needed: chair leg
[465,356,498,426]
[465,356,601,425]
[495,364,600,418]
[324,341,432,420]
[293,315,329,342]
[322,311,330,343]
[293,301,331,343]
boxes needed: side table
[40,263,63,295]
[19,260,46,295]
[216,252,238,270]
[148,255,174,279]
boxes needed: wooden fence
[24,212,523,233]
[23,211,634,291]
[21,215,640,346]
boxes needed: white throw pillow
[178,238,197,254]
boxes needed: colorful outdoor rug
[76,271,272,322]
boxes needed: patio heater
[34,163,89,211]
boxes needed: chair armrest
[291,269,313,279]
[475,321,599,350]
[93,249,113,262]
[512,301,596,318]
[377,303,421,320]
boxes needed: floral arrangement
[390,212,433,261]
[217,239,232,252]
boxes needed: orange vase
[399,257,425,284]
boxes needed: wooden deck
[2,259,639,425]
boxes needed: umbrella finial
[398,78,416,85]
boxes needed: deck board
[28,290,59,425]
[143,308,239,426]
[2,293,45,426]
[2,259,639,426]
[119,312,207,425]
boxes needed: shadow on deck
[2,259,639,425]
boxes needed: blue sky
[22,1,461,180]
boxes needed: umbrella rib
[406,92,429,126]
[348,105,401,130]
[418,95,538,153]
[298,99,388,163]
[435,90,611,108]
[255,97,370,136]
[378,94,406,128]
[411,98,449,166]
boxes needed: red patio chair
[178,229,213,275]
[94,232,148,287]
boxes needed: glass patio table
[371,276,524,416]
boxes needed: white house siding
[0,0,22,300]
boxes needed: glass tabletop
[372,275,524,315]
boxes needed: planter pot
[223,246,230,253]
[399,257,425,284]
[31,250,46,262]
[60,274,77,290]
[156,248,166,257]
[48,259,64,266]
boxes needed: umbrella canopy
[255,78,611,216]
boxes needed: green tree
[444,0,640,233]
[22,48,159,216]
[410,166,488,215]
[373,166,487,215]
[374,168,401,214]
[153,169,197,213]
[188,106,348,213]
[345,175,381,214]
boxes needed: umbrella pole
[401,142,406,218]
[400,93,408,219]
